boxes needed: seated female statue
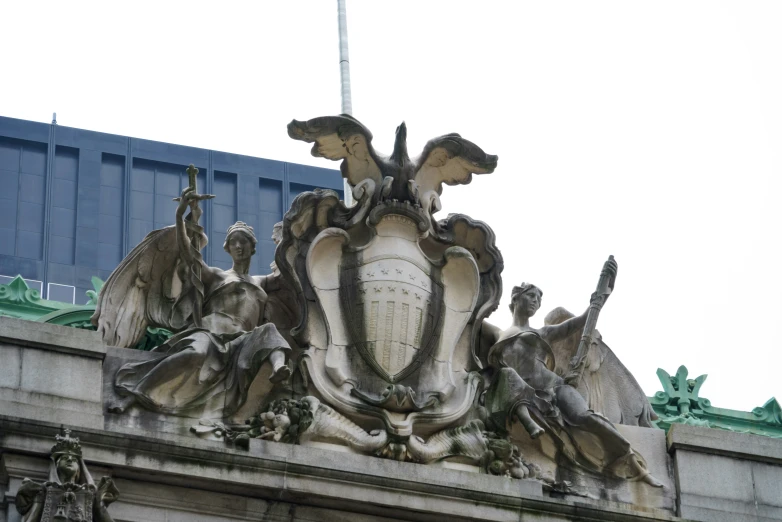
[98,187,291,418]
[482,269,662,487]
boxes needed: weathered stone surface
[0,388,104,432]
[668,423,782,463]
[0,319,683,521]
[753,462,782,509]
[20,346,102,403]
[0,344,20,389]
[0,318,104,429]
[668,424,782,521]
[546,424,675,509]
[1,415,685,522]
[0,316,105,358]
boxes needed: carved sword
[173,164,214,328]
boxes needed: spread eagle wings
[90,222,207,348]
[287,115,497,202]
[287,115,383,188]
[413,133,498,197]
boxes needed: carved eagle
[287,115,498,209]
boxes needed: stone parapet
[667,424,782,521]
[0,317,105,430]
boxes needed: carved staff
[565,255,617,388]
[173,164,214,327]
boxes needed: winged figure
[91,184,292,419]
[479,295,656,429]
[480,279,663,487]
[544,306,658,427]
[287,115,497,213]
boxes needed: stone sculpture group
[89,114,662,493]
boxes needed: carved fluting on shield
[340,258,443,382]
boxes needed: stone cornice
[0,416,684,522]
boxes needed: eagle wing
[287,115,383,188]
[414,133,497,197]
[91,223,207,348]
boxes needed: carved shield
[340,255,444,383]
[42,486,94,522]
[303,214,482,431]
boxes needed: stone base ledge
[667,424,782,521]
[0,389,103,430]
[0,317,106,358]
[667,423,782,464]
[0,416,683,522]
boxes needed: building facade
[0,115,342,303]
[1,112,782,521]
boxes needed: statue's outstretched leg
[268,349,291,384]
[513,404,544,439]
[555,385,663,487]
[637,465,664,487]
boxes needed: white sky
[2,1,781,411]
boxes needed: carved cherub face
[56,454,80,483]
[225,231,255,262]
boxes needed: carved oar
[564,255,616,388]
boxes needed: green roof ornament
[752,398,782,427]
[650,365,782,438]
[650,365,708,416]
[86,276,105,305]
[0,274,170,350]
[0,276,71,320]
[0,275,42,305]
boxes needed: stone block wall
[668,424,782,521]
[0,318,104,429]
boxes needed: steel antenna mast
[337,0,354,206]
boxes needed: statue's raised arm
[173,181,217,328]
[91,165,211,347]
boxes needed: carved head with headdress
[271,221,283,246]
[509,283,543,317]
[267,221,284,274]
[223,221,257,259]
[49,428,95,486]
